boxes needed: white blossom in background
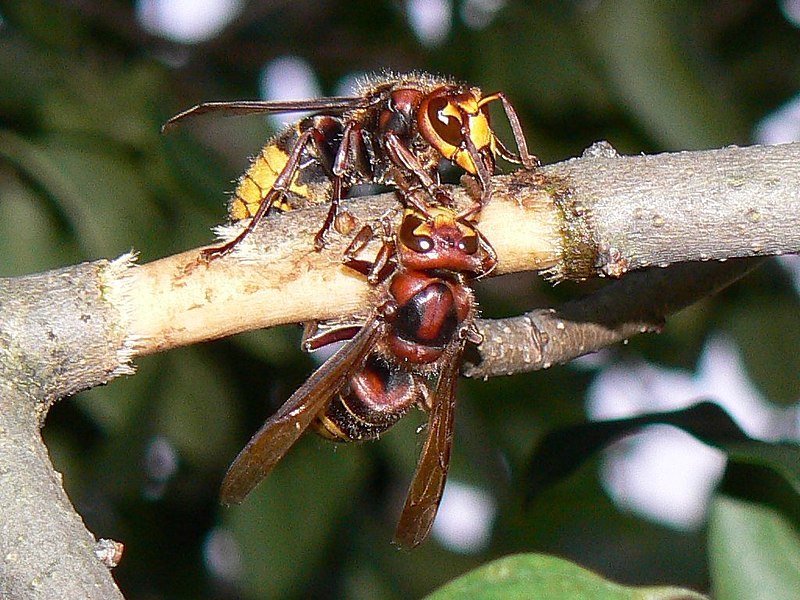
[406,0,453,46]
[753,93,800,145]
[432,480,497,553]
[779,0,800,27]
[753,6,800,142]
[204,527,242,584]
[259,57,322,129]
[461,0,506,30]
[136,0,244,44]
[142,435,179,500]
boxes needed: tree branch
[462,257,768,378]
[545,141,799,279]
[0,141,796,597]
[119,141,798,359]
[0,261,130,599]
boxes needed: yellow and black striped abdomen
[228,124,334,221]
[312,355,418,442]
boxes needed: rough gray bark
[545,141,799,280]
[0,260,131,599]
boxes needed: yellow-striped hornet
[220,205,496,547]
[162,71,536,260]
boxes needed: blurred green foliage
[2,1,800,598]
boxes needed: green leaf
[709,495,800,600]
[72,354,162,434]
[424,554,707,600]
[0,129,167,259]
[525,401,742,496]
[525,401,800,504]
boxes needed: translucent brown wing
[393,337,466,548]
[220,315,383,504]
[161,96,372,132]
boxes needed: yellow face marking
[439,101,465,123]
[453,94,495,172]
[430,206,458,229]
[433,94,496,174]
[431,208,478,250]
[404,206,469,238]
[399,206,480,260]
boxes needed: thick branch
[0,261,129,598]
[546,141,800,279]
[0,381,123,599]
[462,257,767,378]
[119,142,800,357]
[120,187,560,356]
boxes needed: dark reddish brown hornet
[220,205,496,547]
[162,71,536,259]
